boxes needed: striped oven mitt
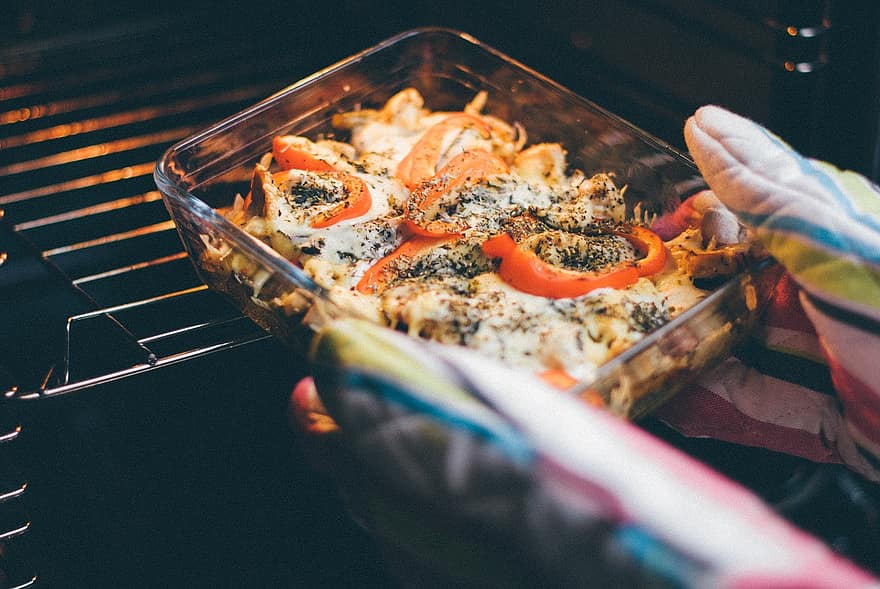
[294,318,877,588]
[657,105,880,482]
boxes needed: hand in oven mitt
[293,318,876,588]
[287,106,880,588]
[653,105,880,483]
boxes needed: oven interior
[2,2,879,586]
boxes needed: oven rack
[0,20,299,403]
[8,286,272,401]
[0,16,317,586]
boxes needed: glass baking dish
[154,27,773,419]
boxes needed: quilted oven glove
[297,319,876,589]
[288,107,880,588]
[656,105,880,482]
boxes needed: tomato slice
[356,234,459,294]
[539,368,579,390]
[482,233,640,298]
[622,225,668,276]
[481,225,667,299]
[309,172,373,229]
[538,369,606,406]
[403,149,509,238]
[273,136,337,172]
[395,113,492,189]
[271,137,372,229]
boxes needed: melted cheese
[380,271,682,381]
[240,88,718,383]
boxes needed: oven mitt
[652,105,880,481]
[297,317,876,588]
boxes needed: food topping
[225,88,747,388]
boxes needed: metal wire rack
[0,17,304,585]
[0,28,290,396]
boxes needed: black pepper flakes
[629,301,670,333]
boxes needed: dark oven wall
[5,0,879,174]
[485,0,880,181]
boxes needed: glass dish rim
[154,26,771,413]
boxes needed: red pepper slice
[309,172,373,229]
[624,225,668,276]
[271,137,372,229]
[356,234,459,294]
[403,149,509,238]
[395,113,493,189]
[539,368,579,390]
[481,225,667,299]
[538,369,606,406]
[482,233,641,298]
[273,136,337,172]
